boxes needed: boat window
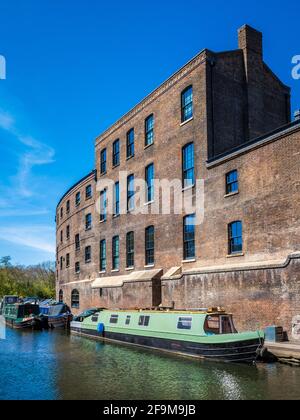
[125,315,131,325]
[92,315,99,323]
[221,316,235,334]
[177,317,192,330]
[110,315,119,324]
[138,315,150,327]
[204,316,221,335]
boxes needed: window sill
[75,203,81,208]
[85,196,93,201]
[100,172,107,177]
[100,219,107,224]
[224,191,239,198]
[111,269,120,273]
[180,117,194,127]
[112,163,120,169]
[227,253,244,258]
[182,259,196,263]
[113,214,120,219]
[144,143,154,150]
[125,267,135,271]
[144,200,154,206]
[75,272,81,275]
[99,271,106,275]
[182,184,195,192]
[126,155,135,161]
[85,260,91,264]
[85,227,92,232]
[144,264,155,269]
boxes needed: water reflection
[0,329,300,400]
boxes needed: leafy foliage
[0,258,55,299]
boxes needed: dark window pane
[110,315,118,324]
[145,226,155,266]
[100,240,106,271]
[86,184,92,199]
[113,139,120,167]
[177,317,192,330]
[127,129,134,158]
[100,149,107,174]
[75,192,81,206]
[71,289,80,308]
[85,213,92,230]
[112,236,120,270]
[126,232,134,268]
[75,234,80,251]
[85,246,91,263]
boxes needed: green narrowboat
[70,308,265,364]
[3,301,40,329]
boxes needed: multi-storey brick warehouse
[56,25,300,338]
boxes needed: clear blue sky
[0,0,299,265]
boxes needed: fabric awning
[92,269,163,289]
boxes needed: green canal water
[0,328,300,400]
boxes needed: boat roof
[98,307,230,316]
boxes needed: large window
[228,221,243,255]
[226,170,239,195]
[145,163,154,203]
[66,200,70,214]
[100,239,107,272]
[85,213,92,230]
[126,232,134,268]
[114,182,120,217]
[60,207,63,218]
[182,143,195,188]
[126,128,134,158]
[75,234,80,251]
[71,289,80,309]
[100,148,107,174]
[85,246,92,263]
[66,253,70,268]
[183,214,196,260]
[86,184,92,200]
[181,86,193,122]
[100,189,107,222]
[66,225,70,240]
[127,175,135,212]
[112,236,120,270]
[75,192,81,207]
[113,139,120,167]
[145,114,154,147]
[60,256,63,270]
[145,226,155,266]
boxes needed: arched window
[71,289,80,309]
[181,86,193,122]
[58,289,63,303]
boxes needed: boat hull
[47,315,72,329]
[5,318,35,329]
[71,326,263,364]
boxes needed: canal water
[0,328,300,400]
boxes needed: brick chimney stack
[238,25,263,59]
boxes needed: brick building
[56,25,300,337]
